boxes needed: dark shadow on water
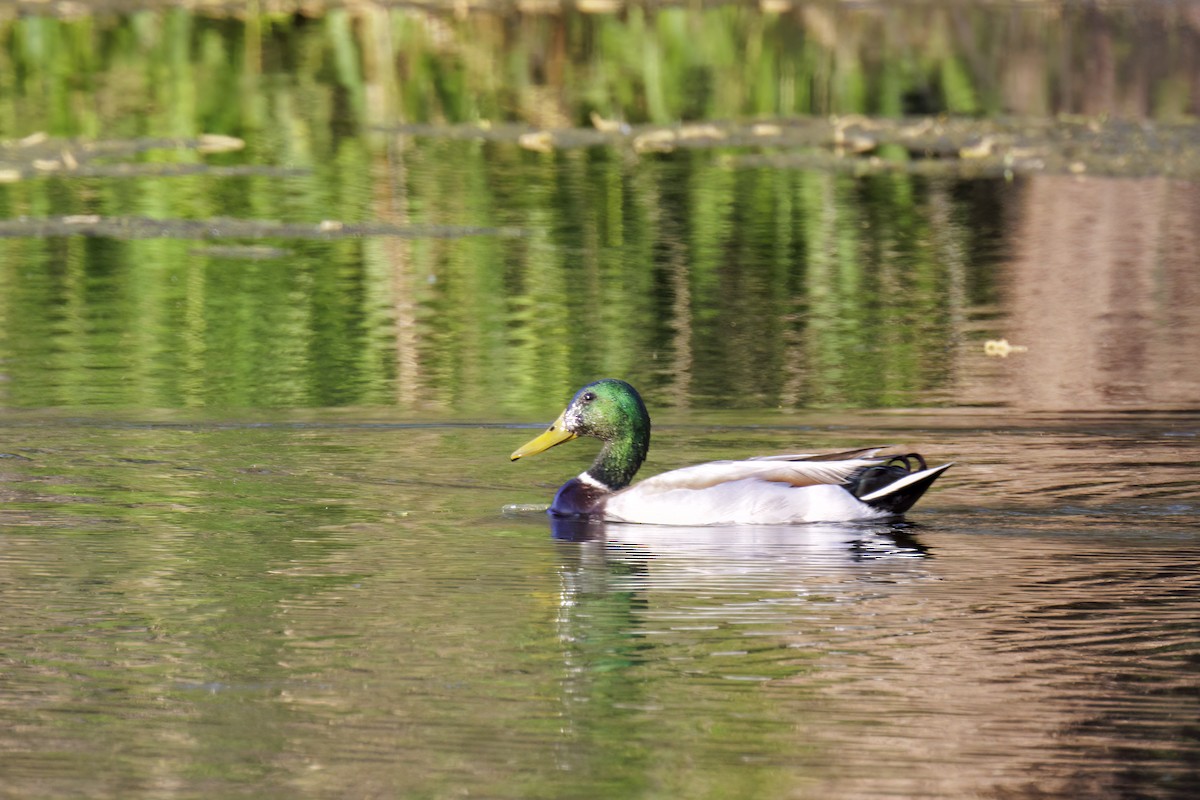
[548,515,608,542]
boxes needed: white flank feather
[602,458,889,525]
[605,481,887,525]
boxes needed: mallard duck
[511,379,951,525]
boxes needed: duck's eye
[581,391,596,403]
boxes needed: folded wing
[630,456,882,493]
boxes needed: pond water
[1,411,1198,798]
[2,2,1200,798]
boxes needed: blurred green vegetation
[0,2,1191,413]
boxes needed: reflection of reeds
[0,5,1196,410]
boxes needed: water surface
[2,411,1198,798]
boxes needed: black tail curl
[849,453,924,496]
[845,453,944,516]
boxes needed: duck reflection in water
[549,515,929,562]
[546,517,934,700]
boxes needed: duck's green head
[511,379,651,488]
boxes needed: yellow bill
[511,411,577,460]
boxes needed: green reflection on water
[29,422,798,798]
[0,3,1191,414]
[0,140,1001,411]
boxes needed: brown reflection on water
[790,527,1200,799]
[542,514,1200,800]
[959,176,1200,411]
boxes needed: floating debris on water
[384,116,1200,179]
[678,124,726,141]
[502,503,550,515]
[632,128,678,153]
[589,112,629,134]
[0,133,272,182]
[959,136,995,159]
[196,134,246,153]
[985,339,1029,358]
[518,131,555,153]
